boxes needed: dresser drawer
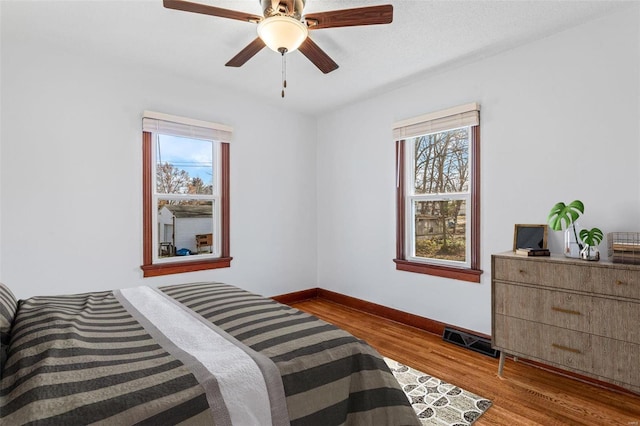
[493,257,589,292]
[590,296,640,344]
[592,336,640,388]
[494,315,592,374]
[493,256,640,299]
[494,282,640,344]
[494,282,591,333]
[591,267,640,301]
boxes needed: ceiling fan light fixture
[257,16,308,53]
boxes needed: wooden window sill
[141,257,232,277]
[393,259,482,283]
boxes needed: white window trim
[143,111,233,140]
[150,135,222,264]
[393,102,479,139]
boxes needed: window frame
[393,109,481,283]
[141,117,232,278]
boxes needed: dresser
[491,252,640,394]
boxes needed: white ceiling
[2,0,634,116]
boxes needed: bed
[0,281,420,425]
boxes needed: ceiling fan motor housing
[261,0,306,20]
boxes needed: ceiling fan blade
[304,5,393,30]
[298,38,339,74]
[163,0,263,23]
[225,38,266,67]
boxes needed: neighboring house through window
[393,103,482,283]
[141,111,232,277]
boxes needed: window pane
[157,200,214,258]
[413,200,466,262]
[156,135,214,195]
[412,128,469,195]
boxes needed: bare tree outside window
[189,177,213,195]
[156,164,213,207]
[156,162,191,195]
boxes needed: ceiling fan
[163,0,394,75]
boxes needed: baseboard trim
[271,288,319,305]
[317,288,450,336]
[272,287,489,340]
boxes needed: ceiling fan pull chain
[279,47,287,98]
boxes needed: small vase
[580,245,600,261]
[564,222,584,258]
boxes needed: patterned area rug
[385,358,492,426]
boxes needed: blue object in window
[175,248,192,256]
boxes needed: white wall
[316,6,640,335]
[0,38,318,300]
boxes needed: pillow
[1,282,18,353]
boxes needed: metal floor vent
[442,327,499,358]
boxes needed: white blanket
[116,286,281,426]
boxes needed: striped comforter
[1,282,419,425]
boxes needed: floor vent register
[442,327,499,358]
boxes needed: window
[393,103,481,283]
[141,111,232,277]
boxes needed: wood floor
[289,298,640,426]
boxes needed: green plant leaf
[547,200,584,231]
[579,227,604,246]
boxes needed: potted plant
[548,200,603,260]
[579,227,604,261]
[547,200,585,258]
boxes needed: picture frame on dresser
[513,224,548,251]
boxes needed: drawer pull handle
[552,343,581,354]
[615,280,626,286]
[552,306,582,316]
